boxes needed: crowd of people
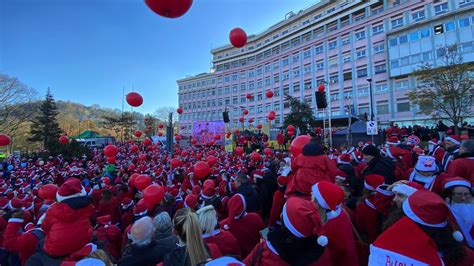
[0,128,473,266]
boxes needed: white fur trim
[452,231,464,242]
[8,218,24,223]
[364,181,375,191]
[335,175,346,181]
[56,186,86,202]
[317,235,328,246]
[282,203,305,238]
[376,186,394,196]
[444,180,471,190]
[326,206,342,220]
[392,184,417,197]
[311,183,330,210]
[369,245,435,266]
[445,136,460,145]
[402,199,447,228]
[234,193,247,219]
[202,229,221,239]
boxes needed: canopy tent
[71,130,103,139]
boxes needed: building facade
[177,0,474,135]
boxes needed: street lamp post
[367,78,375,144]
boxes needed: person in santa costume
[311,181,358,266]
[286,141,337,200]
[361,145,395,184]
[441,135,461,171]
[382,136,413,180]
[444,177,473,249]
[402,155,444,194]
[243,197,330,265]
[196,205,241,258]
[428,138,445,162]
[267,176,288,227]
[447,140,474,186]
[369,190,471,266]
[220,193,265,258]
[93,215,122,261]
[40,177,95,258]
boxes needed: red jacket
[41,200,95,257]
[243,240,331,266]
[3,218,42,265]
[220,212,265,257]
[268,189,286,227]
[355,196,380,244]
[202,229,241,258]
[277,133,284,145]
[286,155,337,199]
[324,209,359,266]
[447,157,474,186]
[0,216,8,248]
[94,224,122,260]
[96,198,120,224]
[120,209,134,231]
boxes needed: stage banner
[192,121,226,145]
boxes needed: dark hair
[236,173,250,184]
[418,224,465,264]
[101,189,113,201]
[267,224,325,265]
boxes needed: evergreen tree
[29,89,62,149]
[283,94,318,135]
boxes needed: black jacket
[236,183,261,213]
[362,156,395,184]
[118,233,178,266]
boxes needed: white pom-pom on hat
[452,231,464,242]
[317,235,328,246]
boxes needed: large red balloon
[158,124,164,129]
[128,164,136,172]
[206,155,218,167]
[106,157,116,164]
[170,158,183,169]
[177,107,183,114]
[257,124,263,130]
[144,0,193,18]
[248,118,254,124]
[251,152,261,161]
[239,117,245,123]
[266,90,274,98]
[264,148,273,156]
[0,134,10,147]
[235,147,244,156]
[131,145,139,153]
[104,145,119,157]
[287,125,295,132]
[38,184,58,201]
[129,172,139,187]
[317,84,326,92]
[135,174,152,191]
[126,92,143,107]
[214,134,221,140]
[287,131,294,137]
[193,161,211,179]
[58,135,69,145]
[290,135,311,157]
[268,113,275,121]
[246,93,253,100]
[134,130,142,137]
[158,132,163,137]
[143,185,165,206]
[143,138,152,146]
[229,28,247,48]
[243,109,249,116]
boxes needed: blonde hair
[87,249,113,266]
[174,208,210,265]
[196,205,218,234]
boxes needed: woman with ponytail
[162,208,211,266]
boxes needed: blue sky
[1,0,318,114]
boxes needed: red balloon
[290,135,311,157]
[214,134,221,140]
[143,185,165,206]
[226,132,231,138]
[0,134,11,147]
[181,151,188,157]
[131,145,139,153]
[229,27,247,48]
[58,135,69,145]
[235,147,244,156]
[317,84,325,92]
[193,161,211,179]
[135,174,152,191]
[239,117,245,123]
[287,131,294,137]
[144,0,193,18]
[134,130,142,137]
[248,118,254,124]
[158,124,164,129]
[234,129,240,135]
[104,145,119,157]
[266,90,274,98]
[170,158,183,169]
[257,124,263,130]
[106,157,116,164]
[158,132,163,137]
[38,184,58,201]
[287,125,295,132]
[264,148,272,156]
[206,155,218,167]
[246,93,253,100]
[143,138,152,146]
[128,164,136,172]
[243,109,249,116]
[267,113,275,121]
[129,172,139,187]
[138,154,147,161]
[251,152,261,161]
[126,92,143,107]
[177,107,183,114]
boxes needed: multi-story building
[178,0,474,135]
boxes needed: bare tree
[408,44,474,133]
[153,106,177,123]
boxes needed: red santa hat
[253,170,264,180]
[56,178,86,202]
[392,181,424,197]
[364,174,385,191]
[277,176,288,187]
[8,198,23,211]
[335,169,348,182]
[96,215,111,226]
[38,184,59,201]
[415,155,437,172]
[386,136,400,146]
[403,190,449,227]
[337,153,352,165]
[192,185,201,196]
[445,135,461,145]
[184,194,199,209]
[201,185,216,200]
[311,181,345,211]
[282,197,328,246]
[133,200,148,217]
[227,193,246,220]
[0,198,9,210]
[428,138,439,145]
[444,177,471,190]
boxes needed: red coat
[277,133,284,145]
[286,155,337,199]
[356,196,380,244]
[120,209,134,231]
[324,209,359,266]
[0,216,7,248]
[243,240,331,266]
[447,157,474,186]
[3,218,42,265]
[96,198,120,224]
[268,190,286,227]
[402,168,445,195]
[202,229,241,258]
[94,224,122,260]
[220,212,265,257]
[41,201,95,257]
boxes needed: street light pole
[367,78,375,144]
